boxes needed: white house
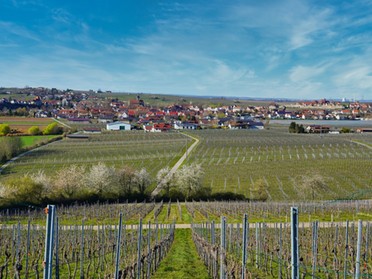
[106,122,131,131]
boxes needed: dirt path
[151,133,199,197]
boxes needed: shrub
[28,126,41,135]
[43,122,63,135]
[0,176,44,206]
[0,124,10,136]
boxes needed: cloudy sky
[1,0,372,100]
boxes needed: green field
[20,135,60,148]
[2,128,372,201]
[1,131,188,187]
[185,129,372,201]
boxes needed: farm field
[1,128,372,201]
[0,132,189,189]
[184,129,372,201]
[0,116,54,133]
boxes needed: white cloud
[0,21,40,42]
[289,65,326,82]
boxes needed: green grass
[20,135,59,148]
[152,229,210,279]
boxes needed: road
[151,133,200,197]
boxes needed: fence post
[43,205,56,279]
[344,220,349,279]
[55,217,60,279]
[147,221,152,279]
[241,214,248,279]
[114,212,123,279]
[311,221,318,279]
[25,219,31,279]
[137,219,143,279]
[255,223,260,268]
[80,219,85,279]
[278,223,282,279]
[291,207,299,279]
[220,216,226,279]
[355,220,362,279]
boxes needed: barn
[106,122,131,131]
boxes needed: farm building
[356,128,372,133]
[174,121,200,130]
[106,122,131,131]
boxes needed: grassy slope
[152,229,210,279]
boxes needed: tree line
[0,161,253,208]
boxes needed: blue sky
[1,0,372,100]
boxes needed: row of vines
[0,205,175,279]
[192,215,371,278]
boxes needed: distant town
[1,87,371,134]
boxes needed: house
[106,122,131,131]
[174,121,200,130]
[356,128,372,133]
[306,125,330,133]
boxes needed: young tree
[133,168,151,195]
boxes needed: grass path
[152,229,210,279]
[151,133,200,197]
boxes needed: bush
[28,126,41,135]
[0,137,22,162]
[43,122,63,135]
[0,176,44,206]
[0,124,10,136]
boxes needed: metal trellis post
[291,207,299,279]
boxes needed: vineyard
[1,132,189,185]
[2,129,372,201]
[0,201,371,278]
[185,129,372,200]
[192,214,371,278]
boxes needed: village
[1,87,372,133]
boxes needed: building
[106,122,131,131]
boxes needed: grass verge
[152,229,210,279]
